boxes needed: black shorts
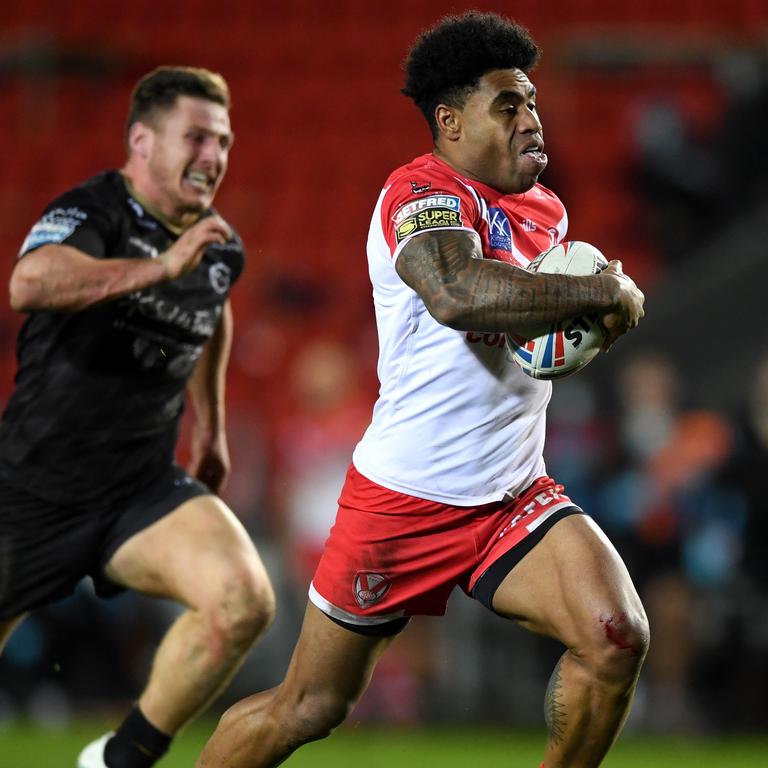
[0,463,210,620]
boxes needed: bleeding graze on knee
[576,609,650,686]
[601,611,648,654]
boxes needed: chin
[500,179,536,195]
[182,197,210,213]
[511,173,541,194]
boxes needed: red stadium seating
[0,0,764,413]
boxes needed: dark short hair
[127,65,230,137]
[402,11,541,138]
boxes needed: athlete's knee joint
[204,571,276,651]
[601,609,649,657]
[293,689,355,742]
[574,607,649,683]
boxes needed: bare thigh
[105,494,271,609]
[492,515,647,650]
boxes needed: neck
[432,146,486,188]
[120,170,200,234]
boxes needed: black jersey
[0,171,244,506]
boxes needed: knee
[575,606,650,687]
[290,688,354,744]
[203,569,276,656]
[214,685,353,756]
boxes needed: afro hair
[402,11,540,138]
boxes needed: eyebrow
[188,125,233,142]
[492,86,537,105]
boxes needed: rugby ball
[507,241,608,380]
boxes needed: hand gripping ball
[507,241,608,380]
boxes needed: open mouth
[520,143,547,166]
[184,170,215,193]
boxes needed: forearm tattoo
[544,654,567,745]
[396,231,615,335]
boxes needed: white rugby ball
[507,241,608,380]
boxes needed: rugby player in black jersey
[0,66,275,768]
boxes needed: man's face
[137,95,232,220]
[444,68,547,194]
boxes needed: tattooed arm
[395,229,644,347]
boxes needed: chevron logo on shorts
[353,572,391,608]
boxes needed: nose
[519,105,542,134]
[199,136,225,167]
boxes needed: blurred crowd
[548,353,768,733]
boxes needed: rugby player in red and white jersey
[198,12,648,768]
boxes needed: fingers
[600,301,644,350]
[161,215,233,279]
[599,263,645,351]
[185,215,232,249]
[600,313,621,352]
[200,214,232,241]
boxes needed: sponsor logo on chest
[208,262,232,294]
[487,207,513,251]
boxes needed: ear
[127,121,153,160]
[434,104,462,142]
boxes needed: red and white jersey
[352,153,568,505]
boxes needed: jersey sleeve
[379,172,482,260]
[18,186,115,260]
[215,228,245,289]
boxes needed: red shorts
[310,465,582,629]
